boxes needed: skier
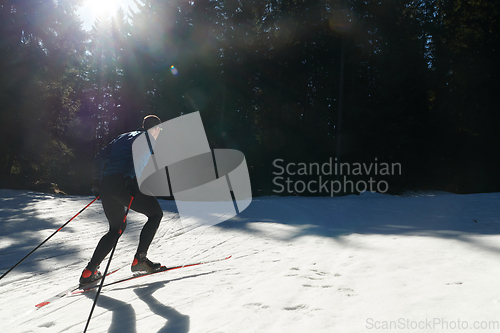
[80,115,164,286]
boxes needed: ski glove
[124,176,139,197]
[92,180,101,199]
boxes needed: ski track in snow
[1,189,500,332]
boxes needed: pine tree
[0,0,87,189]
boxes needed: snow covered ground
[2,189,500,333]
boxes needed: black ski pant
[89,174,163,266]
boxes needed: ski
[68,255,232,296]
[34,267,120,309]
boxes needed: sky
[77,0,138,31]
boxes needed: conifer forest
[0,0,498,195]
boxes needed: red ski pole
[0,196,100,281]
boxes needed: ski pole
[84,195,134,333]
[0,196,100,281]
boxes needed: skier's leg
[125,191,163,273]
[87,175,129,267]
[101,178,163,255]
[86,175,163,273]
[80,193,125,285]
[87,196,126,266]
[129,191,163,255]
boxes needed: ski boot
[131,253,162,274]
[79,262,102,286]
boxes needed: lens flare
[170,65,178,76]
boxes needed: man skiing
[80,115,164,286]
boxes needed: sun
[79,0,138,30]
[85,0,119,16]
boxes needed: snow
[2,189,500,332]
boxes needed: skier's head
[142,115,161,130]
[143,115,162,139]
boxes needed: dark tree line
[0,0,499,195]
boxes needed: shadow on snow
[83,270,219,333]
[216,192,500,254]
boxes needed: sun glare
[86,0,119,16]
[79,0,137,30]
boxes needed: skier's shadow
[84,284,189,333]
[134,282,190,333]
[84,293,137,333]
[85,270,222,333]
